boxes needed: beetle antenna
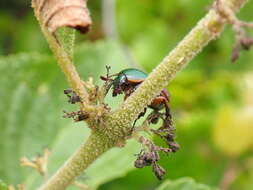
[105,66,119,78]
[100,65,119,81]
[106,65,111,78]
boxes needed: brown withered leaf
[32,0,92,34]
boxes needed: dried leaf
[32,0,92,34]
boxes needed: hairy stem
[38,0,249,189]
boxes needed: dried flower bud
[69,94,81,104]
[165,133,175,142]
[152,163,166,180]
[134,159,149,168]
[64,89,73,94]
[134,153,152,168]
[63,110,89,122]
[168,142,180,152]
[74,112,89,122]
[134,147,161,169]
[64,89,81,104]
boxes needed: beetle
[101,67,179,166]
[100,68,172,121]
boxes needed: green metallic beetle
[100,68,172,120]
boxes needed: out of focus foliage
[0,179,8,190]
[0,0,253,190]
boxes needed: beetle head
[112,77,126,97]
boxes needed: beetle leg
[64,89,73,95]
[100,77,114,96]
[164,101,172,119]
[159,89,171,116]
[158,89,172,119]
[154,94,172,120]
[131,108,147,134]
[161,89,170,102]
[104,80,113,96]
[146,110,163,124]
[133,107,147,127]
[150,93,173,127]
[101,66,120,96]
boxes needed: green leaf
[156,178,218,190]
[0,180,8,190]
[0,40,138,189]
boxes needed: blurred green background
[1,0,253,190]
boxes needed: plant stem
[38,0,249,189]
